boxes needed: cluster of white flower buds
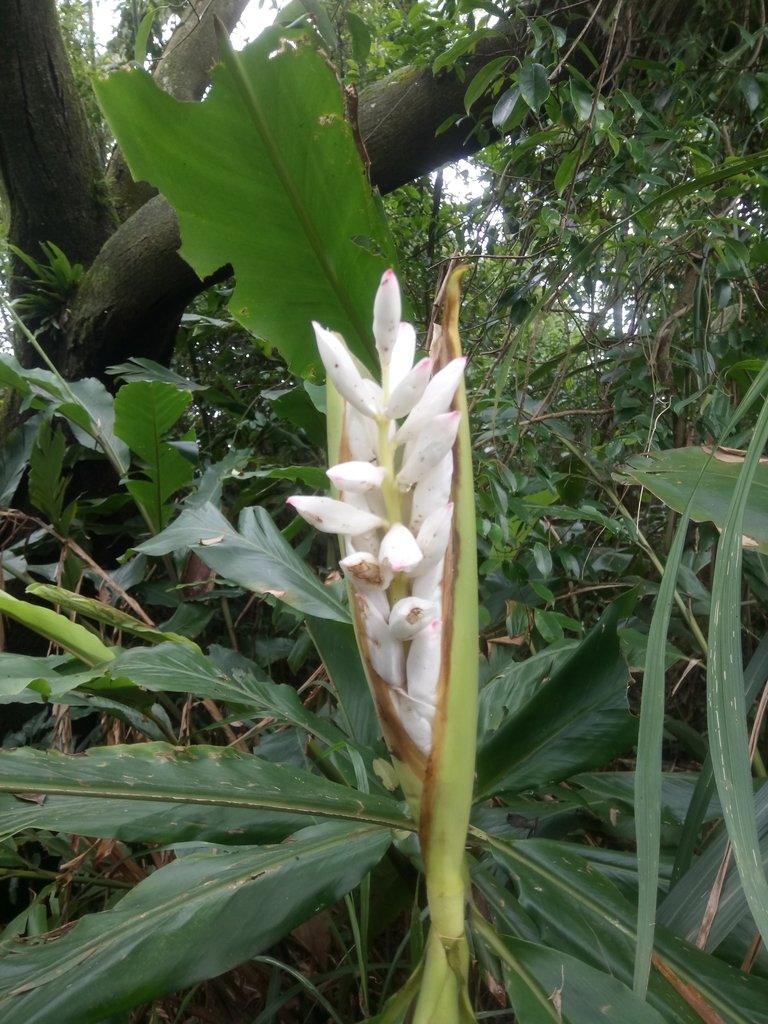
[288,270,466,754]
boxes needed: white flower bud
[379,522,423,575]
[388,322,416,393]
[314,322,382,419]
[396,411,461,490]
[393,691,433,754]
[389,596,435,640]
[287,495,384,535]
[340,551,393,590]
[411,558,444,604]
[396,357,467,443]
[416,502,453,564]
[406,618,442,706]
[385,357,432,419]
[327,461,387,493]
[410,454,454,532]
[345,405,378,462]
[372,269,401,367]
[356,592,405,687]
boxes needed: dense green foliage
[2,1,768,1021]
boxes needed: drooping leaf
[616,447,768,552]
[137,502,350,622]
[0,653,104,700]
[108,357,206,390]
[25,584,196,648]
[519,62,550,111]
[475,593,638,799]
[345,10,372,63]
[492,85,524,130]
[106,642,354,750]
[94,29,397,376]
[554,147,580,196]
[58,376,130,470]
[0,821,392,1024]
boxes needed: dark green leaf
[306,616,379,744]
[473,927,666,1024]
[519,63,550,112]
[475,593,637,798]
[490,838,768,1023]
[569,78,593,121]
[554,147,580,196]
[739,72,762,113]
[0,822,391,1024]
[464,56,509,113]
[492,86,524,130]
[0,743,411,834]
[346,10,371,63]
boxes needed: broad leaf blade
[94,30,396,375]
[137,502,350,622]
[475,593,637,799]
[0,822,391,1024]
[472,925,667,1024]
[114,381,194,529]
[0,743,411,835]
[616,448,768,553]
[489,837,768,1024]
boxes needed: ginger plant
[288,268,477,1022]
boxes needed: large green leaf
[0,653,106,700]
[94,28,396,376]
[472,921,666,1024]
[137,502,350,622]
[0,743,411,836]
[0,821,391,1024]
[475,593,638,799]
[114,381,194,531]
[616,447,768,553]
[489,837,768,1024]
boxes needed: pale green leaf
[137,502,350,622]
[94,31,397,376]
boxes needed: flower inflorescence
[288,270,466,753]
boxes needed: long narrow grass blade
[669,634,768,886]
[708,384,768,949]
[634,511,690,996]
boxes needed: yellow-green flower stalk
[288,268,478,1022]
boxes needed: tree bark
[0,0,115,275]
